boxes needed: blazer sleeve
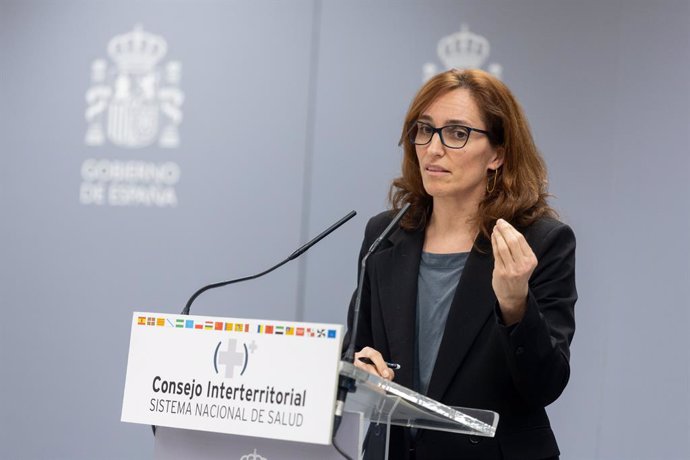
[495,221,577,407]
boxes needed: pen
[358,357,401,370]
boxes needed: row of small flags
[137,316,337,339]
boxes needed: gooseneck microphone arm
[181,210,357,316]
[333,203,411,435]
[343,202,411,363]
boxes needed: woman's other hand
[354,346,395,380]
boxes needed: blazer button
[515,346,525,356]
[468,436,481,444]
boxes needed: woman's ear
[489,147,505,170]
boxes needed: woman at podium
[345,68,576,460]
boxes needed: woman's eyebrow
[418,114,472,125]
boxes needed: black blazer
[344,211,577,460]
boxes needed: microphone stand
[332,204,411,436]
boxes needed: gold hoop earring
[487,169,498,193]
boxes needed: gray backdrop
[1,0,689,459]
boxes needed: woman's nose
[426,132,445,156]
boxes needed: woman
[345,69,576,460]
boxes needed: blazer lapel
[371,226,423,390]
[426,236,496,402]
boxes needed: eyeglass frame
[408,120,491,149]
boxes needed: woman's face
[415,88,503,203]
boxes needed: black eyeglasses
[409,121,490,149]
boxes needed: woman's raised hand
[491,218,538,326]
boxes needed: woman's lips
[425,164,450,175]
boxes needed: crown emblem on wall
[437,24,490,69]
[423,24,503,82]
[240,449,267,460]
[84,24,184,149]
[107,25,168,74]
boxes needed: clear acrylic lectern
[339,360,498,458]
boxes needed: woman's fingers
[354,347,394,380]
[493,219,536,268]
[493,219,527,261]
[491,225,509,269]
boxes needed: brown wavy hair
[390,68,556,238]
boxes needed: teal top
[415,251,469,395]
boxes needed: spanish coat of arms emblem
[84,25,184,149]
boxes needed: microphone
[344,202,411,363]
[181,210,357,316]
[333,203,411,432]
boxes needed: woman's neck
[423,197,480,254]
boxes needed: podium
[153,360,498,459]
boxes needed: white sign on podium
[121,312,344,445]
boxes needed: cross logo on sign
[215,339,249,378]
